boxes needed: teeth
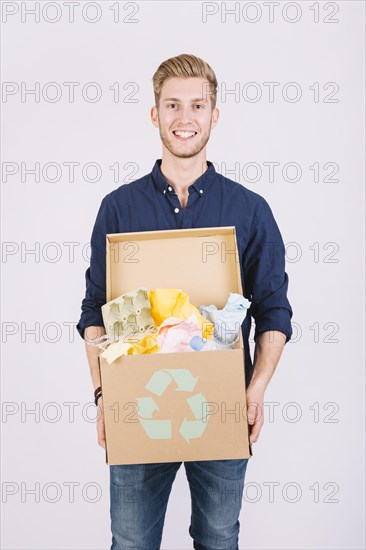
[174,131,196,138]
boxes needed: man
[77,53,293,550]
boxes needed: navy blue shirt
[76,159,293,387]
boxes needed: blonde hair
[152,53,218,109]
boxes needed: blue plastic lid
[189,335,205,351]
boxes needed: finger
[249,417,264,443]
[249,422,261,443]
[98,430,106,449]
[247,402,258,424]
[97,421,106,449]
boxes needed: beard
[159,127,211,159]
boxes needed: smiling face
[151,77,219,159]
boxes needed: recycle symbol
[136,369,209,443]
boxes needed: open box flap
[106,226,243,309]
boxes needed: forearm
[84,326,106,391]
[250,330,287,390]
[245,330,286,443]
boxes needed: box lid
[106,226,243,309]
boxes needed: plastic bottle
[189,335,220,351]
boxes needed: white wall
[1,1,365,549]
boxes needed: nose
[177,105,194,126]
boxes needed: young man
[77,54,293,550]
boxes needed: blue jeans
[110,458,249,550]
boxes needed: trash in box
[98,287,251,363]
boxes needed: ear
[210,107,220,130]
[150,106,159,128]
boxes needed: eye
[194,104,204,109]
[167,103,178,109]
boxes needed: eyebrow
[163,97,209,103]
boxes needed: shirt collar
[151,159,216,197]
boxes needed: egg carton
[102,287,155,343]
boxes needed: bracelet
[94,386,102,406]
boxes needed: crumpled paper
[199,293,251,345]
[157,313,203,353]
[100,331,159,364]
[148,288,213,340]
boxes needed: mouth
[172,130,198,141]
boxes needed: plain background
[1,1,365,549]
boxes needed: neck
[160,149,208,194]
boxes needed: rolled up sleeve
[76,195,117,340]
[243,198,293,343]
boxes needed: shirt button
[163,190,166,194]
[199,189,203,194]
[168,186,173,191]
[174,208,179,213]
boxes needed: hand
[245,383,265,444]
[96,398,106,449]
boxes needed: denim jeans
[110,458,249,550]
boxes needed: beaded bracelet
[94,386,102,406]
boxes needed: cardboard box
[98,227,253,465]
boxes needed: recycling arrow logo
[136,369,209,443]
